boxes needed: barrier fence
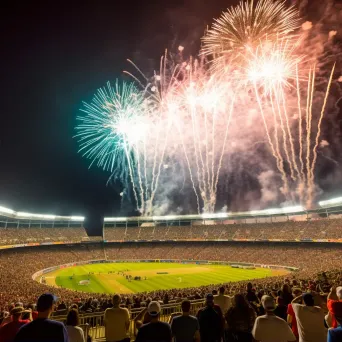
[53,299,205,340]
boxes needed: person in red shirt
[327,286,342,328]
[287,288,302,339]
[0,307,30,342]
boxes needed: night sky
[0,0,235,223]
[0,0,341,228]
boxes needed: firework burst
[201,0,300,71]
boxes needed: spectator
[327,286,342,328]
[274,297,287,321]
[14,293,68,342]
[327,301,342,342]
[0,307,30,342]
[0,307,14,328]
[214,286,231,314]
[279,284,294,306]
[197,294,223,342]
[104,294,130,342]
[252,295,296,342]
[287,288,302,340]
[135,301,172,342]
[171,300,200,342]
[225,293,256,342]
[57,301,67,311]
[292,293,327,342]
[246,283,259,304]
[65,309,85,342]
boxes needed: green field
[43,262,286,294]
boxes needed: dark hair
[219,287,225,294]
[181,300,191,313]
[233,294,250,311]
[282,284,291,294]
[303,294,314,307]
[21,311,30,320]
[66,309,79,326]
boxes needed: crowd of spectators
[0,217,341,247]
[0,227,88,245]
[1,275,342,342]
[104,218,342,242]
[0,242,341,314]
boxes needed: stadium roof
[0,206,84,222]
[2,195,342,223]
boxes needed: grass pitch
[44,262,285,294]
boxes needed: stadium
[1,197,341,339]
[2,0,342,341]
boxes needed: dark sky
[0,0,234,221]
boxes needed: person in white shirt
[65,309,85,342]
[104,294,130,342]
[214,286,231,314]
[252,295,296,342]
[291,293,327,342]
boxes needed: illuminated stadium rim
[0,206,84,222]
[1,196,342,222]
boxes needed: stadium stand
[0,227,88,245]
[104,218,342,241]
[0,206,342,341]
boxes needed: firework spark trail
[178,125,201,213]
[149,117,162,200]
[204,110,211,200]
[281,88,301,181]
[214,94,236,204]
[123,142,139,209]
[148,117,171,215]
[305,67,315,193]
[188,74,210,209]
[134,144,146,213]
[296,64,305,182]
[308,63,336,207]
[269,89,286,182]
[143,138,149,200]
[273,87,295,181]
[253,82,288,193]
[211,109,216,196]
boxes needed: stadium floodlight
[70,216,85,221]
[201,213,228,219]
[0,206,15,215]
[17,212,35,217]
[249,205,304,216]
[152,215,178,221]
[104,217,127,222]
[16,212,56,220]
[280,205,305,213]
[319,197,342,207]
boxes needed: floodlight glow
[70,216,85,221]
[319,197,342,207]
[16,212,56,220]
[201,213,228,219]
[0,206,15,214]
[249,205,304,216]
[281,206,304,213]
[17,212,34,217]
[153,215,178,221]
[104,217,127,222]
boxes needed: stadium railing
[53,299,205,339]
